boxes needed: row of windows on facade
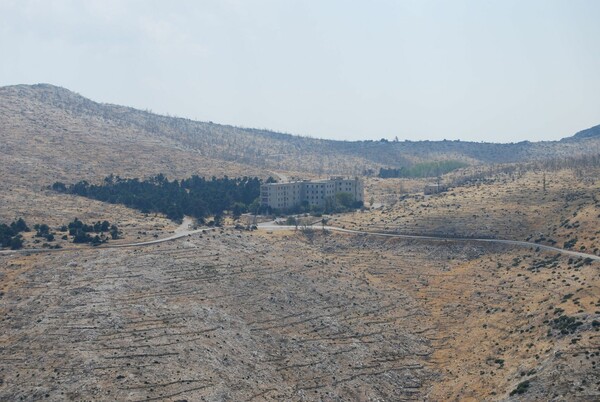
[266,185,353,193]
[275,194,324,201]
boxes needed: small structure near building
[424,183,447,195]
[260,177,364,211]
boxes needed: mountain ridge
[7,83,595,145]
[1,83,599,178]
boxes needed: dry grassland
[2,85,599,400]
[1,224,598,401]
[337,169,600,255]
[0,91,270,243]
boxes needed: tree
[73,230,91,244]
[11,218,29,233]
[51,182,67,192]
[232,202,246,220]
[335,192,354,209]
[110,225,120,240]
[91,235,102,246]
[34,224,50,237]
[10,235,23,250]
[543,173,547,193]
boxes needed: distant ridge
[1,83,600,178]
[571,124,600,140]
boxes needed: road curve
[0,217,215,256]
[258,222,600,262]
[2,219,599,262]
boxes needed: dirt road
[258,221,600,261]
[2,217,599,262]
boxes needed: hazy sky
[1,0,599,142]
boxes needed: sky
[1,0,599,143]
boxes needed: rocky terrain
[1,83,599,401]
[343,168,600,255]
[1,225,598,401]
[2,84,600,179]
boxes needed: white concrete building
[260,177,364,210]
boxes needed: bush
[10,235,24,250]
[510,380,531,396]
[550,315,583,334]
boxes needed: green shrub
[510,380,530,396]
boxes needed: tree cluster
[0,217,122,250]
[379,160,468,179]
[52,174,264,222]
[67,218,120,245]
[34,224,54,242]
[0,218,29,250]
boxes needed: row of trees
[0,218,121,250]
[52,174,265,222]
[379,160,468,178]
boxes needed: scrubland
[343,169,600,255]
[2,167,599,400]
[1,84,599,400]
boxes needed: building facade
[424,183,448,195]
[260,177,364,210]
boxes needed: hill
[2,83,600,182]
[1,83,599,400]
[567,124,600,141]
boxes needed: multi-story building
[260,177,364,210]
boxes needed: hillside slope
[2,84,600,180]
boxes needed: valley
[1,85,599,401]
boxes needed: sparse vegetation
[510,380,531,396]
[1,85,600,401]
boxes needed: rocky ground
[340,169,600,255]
[1,226,598,401]
[2,83,599,401]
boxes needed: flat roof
[263,177,358,186]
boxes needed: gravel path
[2,218,599,262]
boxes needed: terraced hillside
[1,83,599,401]
[1,225,598,400]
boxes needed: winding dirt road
[258,221,600,261]
[2,217,600,262]
[0,217,209,256]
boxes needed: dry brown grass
[1,84,599,400]
[336,169,600,255]
[1,227,598,400]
